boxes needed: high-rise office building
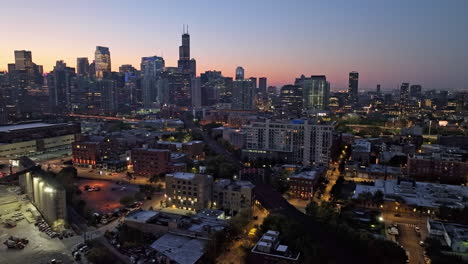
[249,77,257,89]
[119,64,137,74]
[14,50,33,72]
[200,71,224,106]
[348,71,359,105]
[232,79,255,110]
[99,79,117,114]
[48,61,75,112]
[13,50,35,85]
[376,84,381,94]
[296,75,330,110]
[400,82,410,111]
[259,77,267,95]
[191,77,202,107]
[76,57,90,77]
[141,56,165,108]
[279,85,303,114]
[235,66,245,80]
[95,46,111,79]
[410,85,422,97]
[177,26,196,77]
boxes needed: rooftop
[353,179,468,209]
[169,172,196,180]
[290,166,326,180]
[0,122,67,133]
[290,170,317,180]
[150,233,207,264]
[125,210,159,223]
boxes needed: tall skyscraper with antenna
[177,25,196,77]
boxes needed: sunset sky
[1,0,467,90]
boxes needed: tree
[271,171,290,194]
[387,155,407,167]
[330,176,345,199]
[372,190,384,204]
[134,192,145,201]
[86,245,123,264]
[119,195,136,207]
[75,199,86,214]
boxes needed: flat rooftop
[290,170,317,180]
[170,172,196,180]
[0,122,66,133]
[150,233,207,264]
[353,179,468,209]
[125,210,159,223]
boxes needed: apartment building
[165,172,213,211]
[241,119,334,165]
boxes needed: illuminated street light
[378,216,384,222]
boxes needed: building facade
[289,166,326,199]
[348,71,359,105]
[232,79,255,110]
[242,119,334,165]
[213,179,254,214]
[0,122,80,158]
[95,46,111,79]
[165,172,213,211]
[132,148,171,177]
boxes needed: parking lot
[76,179,139,214]
[0,186,80,264]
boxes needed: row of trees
[203,209,252,263]
[260,202,407,264]
[436,206,468,225]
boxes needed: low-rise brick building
[132,148,171,177]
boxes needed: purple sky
[0,0,467,90]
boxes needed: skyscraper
[348,71,359,105]
[48,60,75,112]
[14,50,33,72]
[235,67,245,80]
[376,84,381,94]
[249,77,257,89]
[279,85,303,114]
[410,84,422,97]
[296,75,330,110]
[99,79,117,114]
[13,50,34,85]
[95,46,111,79]
[141,56,165,108]
[400,82,410,110]
[232,79,255,110]
[259,77,267,95]
[76,57,90,76]
[191,77,202,107]
[200,70,224,106]
[177,25,196,76]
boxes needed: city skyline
[1,0,467,90]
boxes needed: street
[321,163,340,203]
[383,212,428,264]
[216,206,269,264]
